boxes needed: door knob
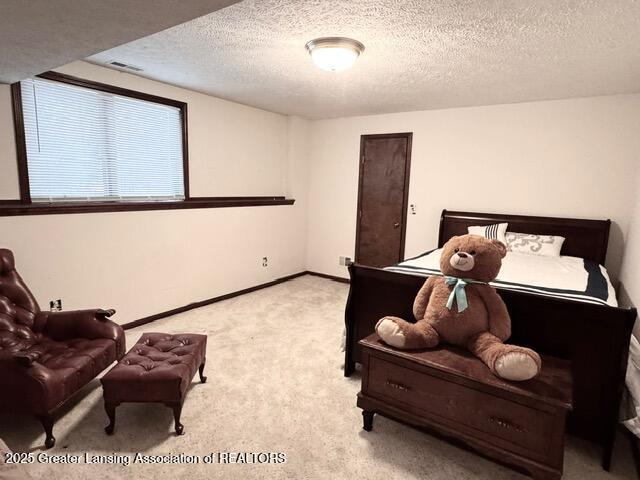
[394,222,400,228]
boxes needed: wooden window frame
[2,71,293,217]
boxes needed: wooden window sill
[0,197,295,217]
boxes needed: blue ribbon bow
[445,276,484,313]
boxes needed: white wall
[0,61,309,323]
[619,165,640,334]
[306,95,640,280]
[2,59,638,323]
[286,116,311,263]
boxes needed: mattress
[385,249,618,307]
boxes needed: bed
[387,248,618,307]
[344,209,637,470]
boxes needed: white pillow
[467,223,508,245]
[505,232,565,257]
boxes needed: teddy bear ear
[491,239,507,258]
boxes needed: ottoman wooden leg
[169,403,184,435]
[104,402,117,435]
[35,414,56,449]
[199,362,207,383]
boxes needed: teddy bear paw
[494,352,539,381]
[376,317,406,348]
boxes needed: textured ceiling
[88,0,640,119]
[0,0,240,83]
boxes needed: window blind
[20,77,185,202]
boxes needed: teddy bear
[376,234,541,381]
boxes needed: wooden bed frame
[344,209,637,470]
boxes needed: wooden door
[355,133,412,267]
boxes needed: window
[17,74,187,203]
[3,71,294,217]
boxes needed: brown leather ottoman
[101,332,207,435]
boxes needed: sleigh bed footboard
[344,262,636,470]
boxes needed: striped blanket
[385,248,617,307]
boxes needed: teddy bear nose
[457,252,468,258]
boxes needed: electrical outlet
[339,256,353,266]
[410,204,416,215]
[49,299,62,312]
[262,257,268,267]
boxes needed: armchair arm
[13,351,41,367]
[0,350,40,367]
[0,354,65,413]
[39,309,126,358]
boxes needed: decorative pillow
[505,232,565,257]
[467,223,508,245]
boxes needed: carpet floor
[0,275,636,479]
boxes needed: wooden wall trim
[10,83,30,203]
[37,71,187,109]
[306,270,350,284]
[0,196,295,217]
[181,102,190,199]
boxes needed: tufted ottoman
[101,332,207,435]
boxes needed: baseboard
[122,270,350,330]
[305,270,350,284]
[122,271,307,330]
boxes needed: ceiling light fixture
[305,37,365,72]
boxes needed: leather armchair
[0,249,125,448]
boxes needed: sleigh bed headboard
[438,210,611,265]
